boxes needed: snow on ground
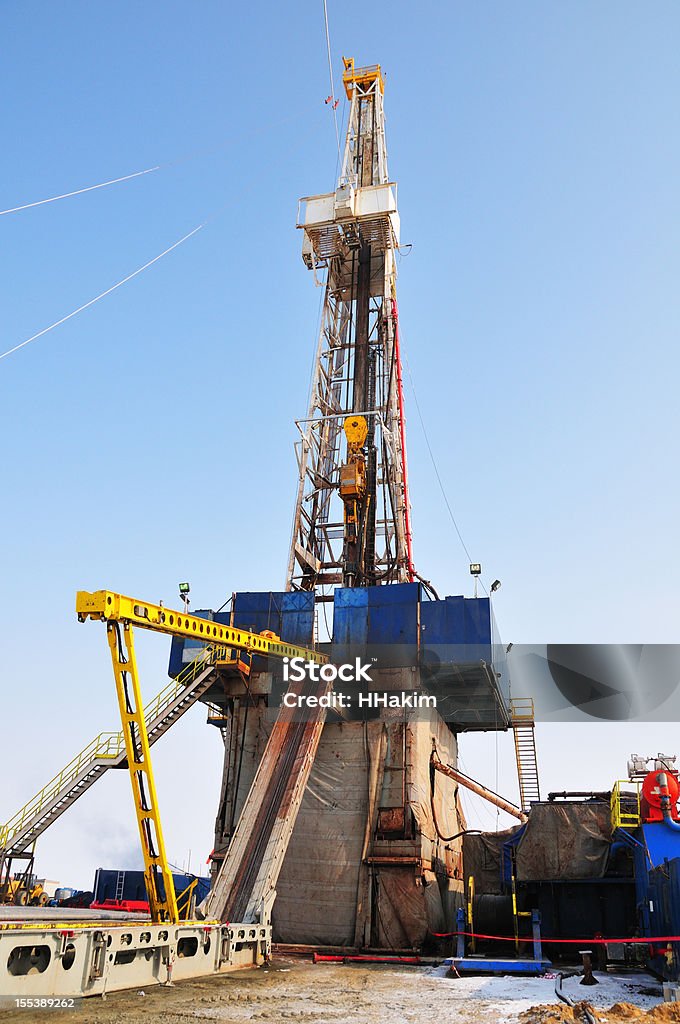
[424,966,663,1022]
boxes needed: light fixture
[469,563,481,576]
[490,579,502,593]
[179,582,191,612]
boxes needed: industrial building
[0,57,679,1003]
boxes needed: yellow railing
[611,779,641,830]
[176,877,199,920]
[510,696,535,723]
[342,57,384,98]
[0,646,222,850]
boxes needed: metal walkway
[511,697,541,812]
[0,649,222,862]
[202,675,333,925]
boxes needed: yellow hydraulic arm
[77,590,326,925]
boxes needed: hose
[555,973,598,1024]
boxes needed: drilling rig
[288,59,413,593]
[177,59,511,949]
[0,62,513,982]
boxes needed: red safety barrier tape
[430,930,680,945]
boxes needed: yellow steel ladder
[510,697,541,812]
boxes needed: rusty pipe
[431,757,528,822]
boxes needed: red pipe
[313,953,422,964]
[391,297,415,582]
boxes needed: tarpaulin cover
[463,801,612,893]
[463,827,523,895]
[273,720,378,946]
[515,801,612,881]
[272,710,464,947]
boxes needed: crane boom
[76,590,327,924]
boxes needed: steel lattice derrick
[287,60,413,594]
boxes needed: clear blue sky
[2,2,679,885]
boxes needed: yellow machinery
[339,415,369,583]
[341,57,384,98]
[0,878,48,907]
[75,589,326,925]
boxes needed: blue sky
[2,2,680,886]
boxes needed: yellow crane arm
[76,589,326,924]
[76,590,326,665]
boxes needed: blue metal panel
[642,822,680,867]
[420,596,490,644]
[335,587,369,608]
[333,587,368,646]
[367,582,420,645]
[232,592,285,634]
[420,595,492,660]
[464,597,492,643]
[446,958,551,975]
[646,857,680,979]
[281,590,315,646]
[444,596,465,643]
[93,869,210,905]
[367,582,419,606]
[419,597,446,644]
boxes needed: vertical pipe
[353,243,371,413]
[391,297,415,581]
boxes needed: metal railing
[611,779,641,830]
[176,877,199,920]
[0,646,223,851]
[510,696,536,723]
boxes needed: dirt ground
[1,960,668,1024]
[520,1001,680,1024]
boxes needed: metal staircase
[510,697,541,812]
[0,647,223,861]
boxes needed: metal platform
[0,917,270,998]
[445,956,551,975]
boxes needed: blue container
[646,856,680,979]
[420,595,493,663]
[168,591,315,679]
[93,868,210,906]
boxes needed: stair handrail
[0,645,223,849]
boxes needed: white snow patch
[422,968,663,1009]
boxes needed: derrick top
[342,57,384,99]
